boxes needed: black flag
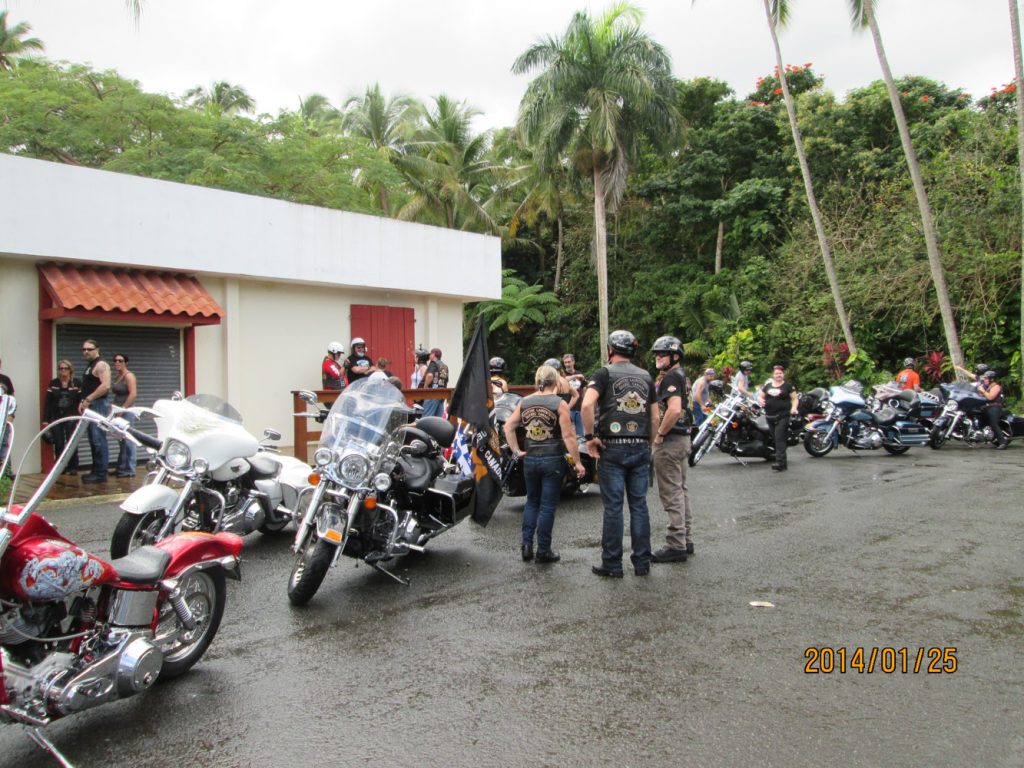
[449,315,503,525]
[449,314,492,430]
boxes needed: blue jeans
[87,397,111,478]
[570,410,584,437]
[598,443,652,570]
[116,411,137,474]
[522,454,566,553]
[693,405,707,428]
[421,397,445,418]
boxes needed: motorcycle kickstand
[26,727,75,768]
[730,453,750,467]
[368,560,410,586]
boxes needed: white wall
[0,260,42,475]
[0,153,501,301]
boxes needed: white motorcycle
[111,393,312,558]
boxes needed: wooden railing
[291,385,536,462]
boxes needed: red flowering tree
[748,64,822,105]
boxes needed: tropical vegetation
[0,4,1022,405]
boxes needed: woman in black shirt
[758,364,798,471]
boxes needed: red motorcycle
[0,394,242,764]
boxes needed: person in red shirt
[322,341,345,390]
[895,358,921,392]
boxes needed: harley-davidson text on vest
[521,393,564,457]
[598,363,653,439]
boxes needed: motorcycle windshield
[184,394,243,424]
[320,376,412,453]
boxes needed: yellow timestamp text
[803,646,958,674]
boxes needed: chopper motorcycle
[803,381,930,457]
[490,392,596,497]
[688,383,814,467]
[287,376,476,605]
[111,393,312,558]
[928,381,1015,449]
[0,394,242,764]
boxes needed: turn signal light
[308,473,321,485]
[364,497,377,510]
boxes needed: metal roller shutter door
[55,324,181,472]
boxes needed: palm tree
[298,93,341,128]
[341,83,421,215]
[1008,0,1024,389]
[0,11,44,71]
[477,270,560,333]
[761,0,858,355]
[183,81,256,115]
[513,1,678,350]
[847,0,964,370]
[397,94,499,233]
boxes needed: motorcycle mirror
[298,390,320,405]
[171,391,184,401]
[264,428,282,441]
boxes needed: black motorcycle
[929,381,1014,449]
[287,377,475,604]
[491,392,596,496]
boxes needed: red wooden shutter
[350,305,415,387]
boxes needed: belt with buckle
[602,437,649,445]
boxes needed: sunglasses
[58,366,71,370]
[114,358,126,363]
[82,346,96,352]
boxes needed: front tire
[111,510,173,558]
[929,427,947,449]
[688,431,714,467]
[287,536,335,606]
[154,568,227,680]
[804,430,835,457]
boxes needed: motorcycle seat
[112,545,172,583]
[413,416,456,449]
[249,452,281,479]
[872,406,899,426]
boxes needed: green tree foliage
[0,11,43,70]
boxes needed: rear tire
[111,510,173,559]
[804,430,834,457]
[155,568,227,680]
[287,536,335,606]
[883,444,911,455]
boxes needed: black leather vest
[597,363,653,439]
[521,393,564,456]
[656,367,693,432]
[82,357,105,400]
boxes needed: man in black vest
[650,335,694,563]
[582,330,659,577]
[77,339,112,483]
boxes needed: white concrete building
[0,153,501,472]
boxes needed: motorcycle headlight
[945,400,958,412]
[338,454,371,487]
[192,457,210,475]
[373,472,392,492]
[314,447,335,467]
[165,439,191,470]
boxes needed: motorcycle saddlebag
[427,473,476,524]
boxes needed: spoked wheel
[154,568,227,679]
[883,444,911,455]
[111,510,176,559]
[287,536,335,606]
[804,430,835,457]
[688,431,714,467]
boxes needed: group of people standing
[39,339,138,482]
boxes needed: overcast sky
[4,0,1017,130]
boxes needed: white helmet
[327,341,344,355]
[351,337,366,351]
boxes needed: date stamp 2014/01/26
[804,646,958,674]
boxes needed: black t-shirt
[344,353,373,384]
[656,367,692,431]
[762,380,795,419]
[425,360,440,387]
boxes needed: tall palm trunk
[715,218,725,274]
[764,0,857,354]
[1009,0,1024,390]
[593,163,610,352]
[554,213,565,292]
[861,0,964,369]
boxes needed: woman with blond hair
[502,364,585,564]
[42,359,82,474]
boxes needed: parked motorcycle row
[689,378,1022,467]
[0,376,479,763]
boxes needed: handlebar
[128,427,162,450]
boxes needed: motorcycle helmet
[351,337,367,352]
[975,363,989,376]
[607,330,638,358]
[739,360,753,373]
[543,357,562,371]
[981,369,997,380]
[903,357,915,368]
[489,356,507,374]
[650,335,683,364]
[327,341,344,355]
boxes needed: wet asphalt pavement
[2,442,1022,768]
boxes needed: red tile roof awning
[39,263,223,325]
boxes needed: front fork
[157,476,197,540]
[292,483,359,569]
